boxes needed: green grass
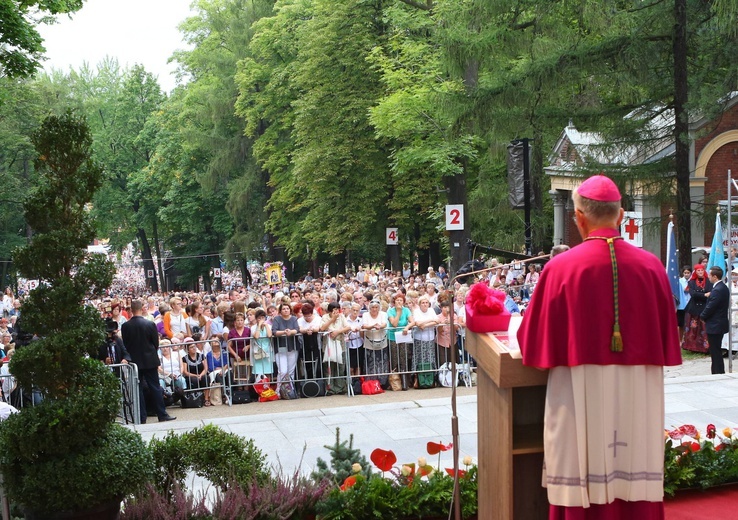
[681,350,709,361]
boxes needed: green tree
[171,0,275,283]
[0,111,151,515]
[470,0,738,265]
[236,0,313,271]
[83,63,166,291]
[0,78,43,287]
[239,0,393,274]
[0,0,84,78]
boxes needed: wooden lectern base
[466,331,549,520]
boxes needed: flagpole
[729,170,734,374]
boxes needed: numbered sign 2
[386,228,398,245]
[445,205,464,231]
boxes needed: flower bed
[664,424,738,496]
[121,427,477,519]
[315,441,477,520]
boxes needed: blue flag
[707,212,727,277]
[666,221,681,306]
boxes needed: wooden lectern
[465,330,549,520]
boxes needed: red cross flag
[620,211,642,247]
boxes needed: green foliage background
[0,0,736,284]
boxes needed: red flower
[370,448,397,472]
[340,475,357,491]
[427,441,453,455]
[418,464,434,477]
[679,425,698,438]
[716,443,726,452]
[668,429,684,440]
[681,441,700,452]
[445,468,467,478]
[707,424,717,439]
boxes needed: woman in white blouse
[362,299,389,388]
[405,295,438,385]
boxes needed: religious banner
[264,262,283,285]
[620,211,642,247]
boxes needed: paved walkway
[131,356,738,478]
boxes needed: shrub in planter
[0,112,153,517]
[149,424,270,496]
[126,426,329,520]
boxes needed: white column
[550,190,566,245]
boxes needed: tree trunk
[429,240,442,272]
[386,244,401,274]
[137,228,158,293]
[674,0,692,269]
[152,220,164,294]
[211,255,222,292]
[240,257,253,287]
[445,171,470,276]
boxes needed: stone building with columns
[546,94,738,261]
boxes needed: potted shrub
[123,424,329,520]
[0,112,153,519]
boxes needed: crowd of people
[81,259,543,413]
[1,252,549,416]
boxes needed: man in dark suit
[121,299,175,423]
[701,265,730,374]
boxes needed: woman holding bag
[362,299,389,388]
[320,302,350,394]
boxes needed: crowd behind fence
[146,322,476,412]
[0,263,540,419]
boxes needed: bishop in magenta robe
[517,175,682,520]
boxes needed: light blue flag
[666,221,682,307]
[707,212,727,277]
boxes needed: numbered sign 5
[386,228,398,245]
[445,205,464,231]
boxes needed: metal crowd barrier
[0,362,141,426]
[109,362,141,425]
[150,321,477,407]
[158,338,232,407]
[0,372,43,410]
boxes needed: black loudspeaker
[299,379,326,398]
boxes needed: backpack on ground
[351,377,362,396]
[181,390,204,408]
[417,363,435,389]
[437,362,457,388]
[278,376,299,400]
[231,388,252,404]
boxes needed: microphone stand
[446,253,549,520]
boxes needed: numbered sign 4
[386,228,398,245]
